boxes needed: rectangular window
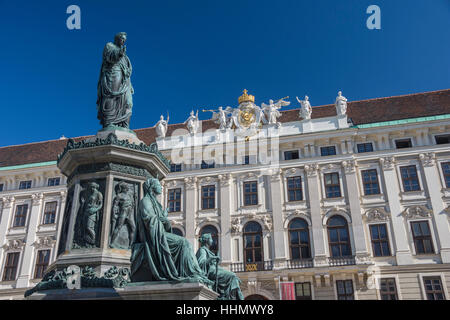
[423,277,445,300]
[361,169,380,195]
[324,173,341,198]
[243,156,250,165]
[441,162,450,188]
[395,139,412,149]
[34,250,50,279]
[243,181,258,206]
[380,278,398,300]
[43,202,57,225]
[336,280,354,300]
[2,252,20,281]
[435,134,450,145]
[201,161,215,169]
[167,188,181,212]
[13,204,28,227]
[0,184,3,192]
[369,224,391,257]
[320,146,336,156]
[357,142,374,153]
[411,221,434,254]
[284,150,299,160]
[19,180,32,190]
[295,282,312,300]
[201,185,215,210]
[400,165,420,192]
[287,177,303,201]
[47,177,60,187]
[170,163,182,172]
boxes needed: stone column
[269,169,287,268]
[419,153,450,263]
[184,177,197,248]
[341,160,370,263]
[16,193,43,288]
[219,174,232,266]
[100,174,114,250]
[379,156,413,265]
[304,164,327,265]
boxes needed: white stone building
[1,89,450,300]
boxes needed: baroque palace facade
[1,89,450,300]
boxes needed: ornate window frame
[319,164,345,206]
[197,176,218,214]
[418,273,449,300]
[282,168,306,209]
[164,180,185,214]
[237,172,265,213]
[402,206,438,257]
[322,209,355,258]
[362,207,394,258]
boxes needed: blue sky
[1,0,449,147]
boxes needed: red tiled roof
[0,89,449,168]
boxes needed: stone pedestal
[49,129,170,277]
[26,281,218,300]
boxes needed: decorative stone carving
[364,208,390,222]
[241,172,259,180]
[379,156,396,170]
[34,236,57,249]
[355,253,372,265]
[296,96,312,120]
[341,160,356,173]
[3,239,26,251]
[73,180,105,249]
[184,110,200,134]
[402,205,431,219]
[184,176,197,190]
[261,97,290,127]
[199,176,216,185]
[204,106,233,130]
[31,193,44,206]
[284,209,310,226]
[262,214,273,231]
[230,217,242,234]
[304,164,319,177]
[1,196,15,209]
[110,181,137,249]
[270,169,282,182]
[419,153,435,167]
[218,174,232,187]
[335,91,347,116]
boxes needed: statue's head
[114,32,127,47]
[160,115,164,120]
[199,233,213,247]
[87,181,99,191]
[143,178,162,196]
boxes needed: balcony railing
[230,261,274,273]
[328,256,356,266]
[286,258,314,269]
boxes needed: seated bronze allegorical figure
[130,178,213,287]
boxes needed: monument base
[25,281,218,300]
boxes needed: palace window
[411,221,434,254]
[172,228,183,237]
[324,173,341,198]
[199,225,219,255]
[201,185,215,210]
[34,250,50,279]
[243,222,263,270]
[336,280,354,300]
[435,134,450,145]
[320,146,336,156]
[43,201,57,225]
[0,184,3,192]
[284,150,299,160]
[167,188,181,212]
[170,163,182,172]
[243,181,258,206]
[369,224,391,257]
[288,218,311,260]
[423,277,445,300]
[295,282,312,300]
[441,162,450,188]
[243,155,250,165]
[400,165,420,192]
[380,278,398,300]
[357,142,373,153]
[287,176,303,201]
[327,216,351,257]
[201,160,215,169]
[13,204,28,227]
[47,177,60,187]
[361,169,380,195]
[395,138,412,149]
[2,252,20,281]
[19,180,32,190]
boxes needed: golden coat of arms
[231,90,263,137]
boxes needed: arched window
[243,221,263,270]
[327,216,351,257]
[288,218,311,260]
[172,227,183,237]
[199,225,219,255]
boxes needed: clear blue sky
[1,0,449,147]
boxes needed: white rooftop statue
[296,95,312,120]
[203,106,233,130]
[261,97,290,127]
[335,91,348,116]
[155,114,169,138]
[184,110,200,134]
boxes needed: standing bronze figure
[97,32,134,129]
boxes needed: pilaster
[219,174,232,264]
[184,176,197,248]
[270,169,287,264]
